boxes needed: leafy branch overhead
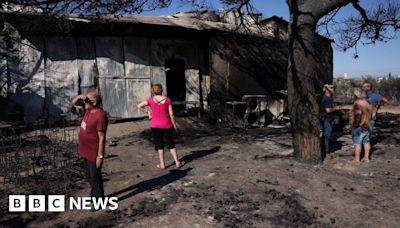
[2,0,175,15]
[3,0,399,51]
[318,0,400,53]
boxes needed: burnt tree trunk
[287,2,322,163]
[287,0,351,163]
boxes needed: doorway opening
[165,59,186,114]
[165,59,186,102]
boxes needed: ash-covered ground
[1,114,400,228]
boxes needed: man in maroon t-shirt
[71,91,108,198]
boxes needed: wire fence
[0,118,84,198]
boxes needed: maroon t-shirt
[78,109,108,162]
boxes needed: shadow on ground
[108,168,193,202]
[180,146,221,165]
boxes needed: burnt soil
[1,116,400,228]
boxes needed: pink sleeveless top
[147,96,173,129]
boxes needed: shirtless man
[349,89,375,163]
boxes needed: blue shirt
[320,96,334,119]
[365,92,384,108]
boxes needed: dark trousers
[322,118,333,154]
[369,117,376,144]
[83,158,104,198]
[151,128,176,150]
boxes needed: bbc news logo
[9,195,118,212]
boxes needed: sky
[139,0,400,78]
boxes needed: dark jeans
[83,158,104,198]
[322,118,333,154]
[370,118,376,133]
[369,117,376,142]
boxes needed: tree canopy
[2,0,399,52]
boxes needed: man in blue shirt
[362,82,388,138]
[320,84,341,159]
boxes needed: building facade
[0,11,333,123]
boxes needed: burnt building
[0,10,333,123]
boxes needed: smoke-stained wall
[209,32,332,118]
[1,34,202,122]
[6,36,46,123]
[1,13,332,124]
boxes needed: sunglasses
[84,97,93,105]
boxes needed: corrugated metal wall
[76,38,96,94]
[7,37,45,123]
[1,33,201,122]
[45,37,79,119]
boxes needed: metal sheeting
[99,37,202,117]
[151,66,167,95]
[1,34,202,120]
[150,38,201,101]
[228,63,267,96]
[185,69,200,106]
[174,40,198,69]
[0,35,6,99]
[97,37,152,118]
[124,37,150,78]
[172,40,200,106]
[201,75,211,109]
[124,37,151,118]
[210,51,229,96]
[126,79,151,117]
[7,37,45,123]
[0,57,6,99]
[150,39,174,66]
[149,39,169,96]
[59,13,281,39]
[44,37,78,119]
[76,37,96,94]
[99,78,128,118]
[99,78,151,118]
[95,37,124,77]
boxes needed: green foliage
[333,77,400,104]
[379,77,400,102]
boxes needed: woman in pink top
[137,84,181,169]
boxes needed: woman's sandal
[156,164,165,169]
[361,158,370,163]
[175,160,186,168]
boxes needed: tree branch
[303,0,352,19]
